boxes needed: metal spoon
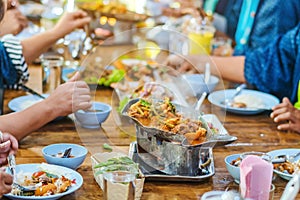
[272,151,300,163]
[7,154,36,194]
[222,83,247,107]
[62,148,72,158]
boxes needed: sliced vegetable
[140,99,151,107]
[102,143,113,151]
[32,171,45,178]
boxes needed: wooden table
[2,63,300,200]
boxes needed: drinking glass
[188,25,215,55]
[102,164,137,200]
[240,151,272,162]
[240,184,275,200]
[41,55,64,94]
[239,152,273,200]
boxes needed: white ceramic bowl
[75,101,112,129]
[183,74,219,97]
[225,154,240,183]
[42,143,88,170]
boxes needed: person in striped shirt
[0,0,91,88]
[0,0,92,140]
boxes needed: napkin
[240,155,273,200]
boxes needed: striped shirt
[0,34,29,89]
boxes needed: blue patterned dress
[224,0,300,55]
[244,23,300,103]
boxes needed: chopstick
[21,85,45,99]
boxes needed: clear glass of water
[41,55,64,94]
[102,164,137,200]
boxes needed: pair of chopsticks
[21,85,45,99]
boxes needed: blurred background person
[1,5,91,89]
[0,0,92,140]
[218,0,300,55]
[167,22,300,104]
[0,0,28,37]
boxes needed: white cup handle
[280,173,300,200]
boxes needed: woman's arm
[166,54,246,83]
[210,56,245,83]
[0,72,91,140]
[21,10,91,63]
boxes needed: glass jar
[187,17,216,55]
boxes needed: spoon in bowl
[272,151,300,163]
[62,148,72,158]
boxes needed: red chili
[32,171,45,178]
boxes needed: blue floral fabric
[244,23,300,103]
[224,0,300,55]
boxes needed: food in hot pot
[127,98,207,145]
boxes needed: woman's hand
[0,168,13,196]
[44,72,92,117]
[52,10,91,39]
[270,97,300,133]
[0,132,18,165]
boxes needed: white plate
[4,163,83,200]
[208,89,280,115]
[267,148,300,181]
[8,94,49,112]
[121,59,147,66]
